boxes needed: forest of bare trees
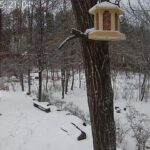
[1,0,150,100]
[1,0,150,150]
[0,0,82,99]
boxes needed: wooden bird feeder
[88,2,126,41]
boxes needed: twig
[58,35,76,49]
[71,122,83,132]
[128,0,150,12]
[58,28,88,50]
[128,0,136,12]
[71,28,88,40]
[61,128,68,133]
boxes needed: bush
[63,102,90,124]
[116,119,129,150]
[127,107,150,150]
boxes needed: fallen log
[71,123,87,141]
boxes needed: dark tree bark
[50,68,55,87]
[38,69,42,102]
[79,66,82,88]
[71,67,74,91]
[27,0,34,95]
[56,70,59,80]
[27,68,31,95]
[20,72,24,91]
[61,68,65,99]
[52,68,55,87]
[71,0,116,150]
[37,0,44,102]
[46,67,49,92]
[65,69,70,94]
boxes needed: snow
[85,28,95,34]
[1,72,150,150]
[97,2,119,7]
[0,91,93,150]
[89,2,124,14]
[33,100,51,109]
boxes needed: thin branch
[58,35,76,49]
[61,128,69,133]
[71,122,83,132]
[115,0,121,6]
[128,0,150,12]
[127,0,150,26]
[128,0,136,12]
[71,28,88,40]
[110,0,121,7]
[58,28,88,50]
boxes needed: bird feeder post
[99,10,103,30]
[111,12,115,31]
[94,12,98,30]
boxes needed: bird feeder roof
[89,2,124,15]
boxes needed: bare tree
[124,0,150,101]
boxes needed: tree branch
[71,28,88,40]
[58,35,76,49]
[58,28,88,50]
[128,0,136,12]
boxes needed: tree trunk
[139,71,141,101]
[71,0,116,150]
[61,68,65,99]
[51,68,55,87]
[38,57,43,102]
[46,67,49,92]
[56,70,59,80]
[79,66,82,88]
[52,69,55,87]
[71,67,74,91]
[65,69,70,94]
[37,0,44,102]
[28,68,31,95]
[20,72,24,91]
[38,69,42,102]
[140,73,147,101]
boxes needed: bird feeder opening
[96,12,99,30]
[88,2,126,41]
[115,13,118,31]
[103,11,111,30]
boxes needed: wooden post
[111,12,115,31]
[99,10,103,30]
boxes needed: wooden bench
[33,101,51,113]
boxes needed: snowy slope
[1,72,150,150]
[0,91,93,150]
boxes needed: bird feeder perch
[88,2,126,41]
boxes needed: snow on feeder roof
[89,2,124,15]
[88,2,126,41]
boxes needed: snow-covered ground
[0,91,93,150]
[1,71,150,150]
